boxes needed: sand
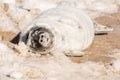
[70,11,120,64]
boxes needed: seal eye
[41,35,44,38]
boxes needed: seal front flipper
[10,32,21,44]
[64,50,84,57]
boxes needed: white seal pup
[11,6,112,56]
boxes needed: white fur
[20,6,94,56]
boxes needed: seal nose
[39,32,50,47]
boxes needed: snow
[116,0,120,5]
[0,42,14,64]
[90,1,118,13]
[108,50,120,71]
[0,7,18,32]
[16,0,119,14]
[18,0,57,12]
[113,59,120,71]
[0,0,120,80]
[0,0,15,4]
[0,0,119,32]
[10,71,23,79]
[0,41,120,80]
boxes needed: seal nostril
[41,35,44,38]
[41,40,43,42]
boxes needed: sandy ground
[70,11,120,64]
[0,10,120,66]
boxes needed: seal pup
[11,6,112,56]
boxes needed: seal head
[21,26,54,54]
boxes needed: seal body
[19,6,94,56]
